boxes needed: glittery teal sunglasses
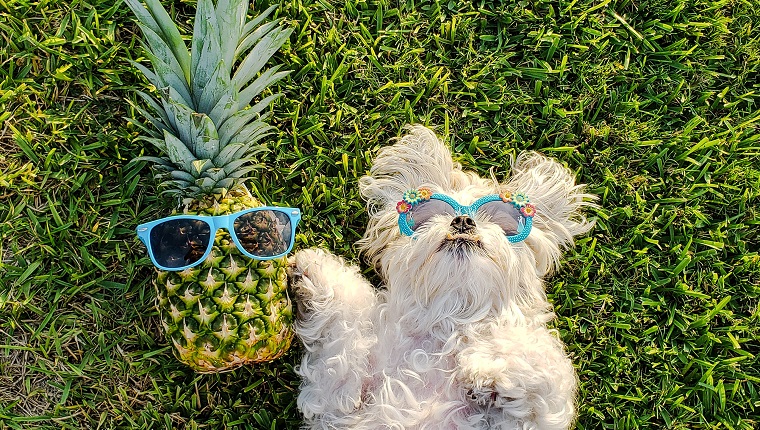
[136,207,301,271]
[396,188,535,243]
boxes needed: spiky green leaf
[170,170,199,183]
[215,0,248,67]
[227,166,258,178]
[217,108,266,147]
[126,0,191,82]
[202,168,228,183]
[233,26,292,91]
[124,0,160,33]
[132,156,173,167]
[137,50,193,107]
[129,99,170,135]
[214,178,237,191]
[125,116,162,139]
[247,94,280,117]
[195,176,216,191]
[198,60,233,115]
[238,66,289,109]
[189,113,221,160]
[208,88,240,128]
[135,136,169,153]
[135,90,172,130]
[221,159,250,175]
[212,142,248,166]
[159,182,192,195]
[235,20,281,64]
[137,22,189,91]
[240,4,279,34]
[160,87,197,147]
[163,129,197,167]
[130,61,168,95]
[191,0,222,109]
[230,122,273,146]
[130,108,167,137]
[190,159,215,176]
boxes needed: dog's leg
[290,248,377,421]
[457,323,576,430]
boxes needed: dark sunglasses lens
[406,199,457,231]
[477,201,523,235]
[234,210,293,258]
[149,219,212,268]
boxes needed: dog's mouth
[437,233,484,254]
[446,232,481,242]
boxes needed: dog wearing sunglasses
[290,125,595,429]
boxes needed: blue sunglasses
[136,207,301,271]
[396,188,535,243]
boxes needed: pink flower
[521,203,536,217]
[499,190,512,203]
[397,201,412,214]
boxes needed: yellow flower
[418,187,433,200]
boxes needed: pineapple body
[126,0,295,371]
[155,186,293,372]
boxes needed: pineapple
[126,0,294,372]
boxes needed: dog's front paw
[289,249,327,300]
[462,355,576,429]
[467,386,496,406]
[466,385,525,408]
[286,255,301,283]
[289,248,376,317]
[461,364,527,408]
[457,347,532,408]
[289,248,351,302]
[292,248,328,277]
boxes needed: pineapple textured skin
[155,186,293,372]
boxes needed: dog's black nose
[450,215,476,233]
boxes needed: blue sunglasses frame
[136,207,301,271]
[398,193,533,243]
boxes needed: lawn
[1,0,759,428]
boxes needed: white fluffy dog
[290,126,595,429]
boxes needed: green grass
[1,0,759,428]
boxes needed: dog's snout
[450,215,476,233]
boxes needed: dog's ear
[505,152,597,276]
[358,125,457,205]
[359,125,485,211]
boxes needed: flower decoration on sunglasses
[417,187,433,200]
[403,187,432,206]
[499,189,536,217]
[521,203,537,217]
[511,192,530,207]
[397,187,433,213]
[400,187,537,219]
[396,201,412,214]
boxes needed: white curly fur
[291,125,596,429]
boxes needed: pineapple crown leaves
[125,0,293,198]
